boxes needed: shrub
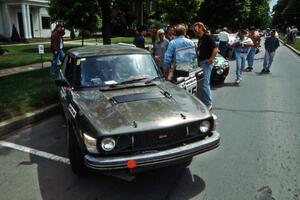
[11,24,21,42]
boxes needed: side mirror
[174,70,189,78]
[55,79,69,87]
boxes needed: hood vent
[111,92,165,104]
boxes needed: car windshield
[174,46,198,73]
[79,54,158,87]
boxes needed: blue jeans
[218,41,227,57]
[199,60,213,106]
[247,47,256,67]
[263,51,275,69]
[235,52,247,80]
[50,49,64,74]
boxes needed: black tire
[68,123,88,176]
[59,103,66,119]
[220,78,226,84]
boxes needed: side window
[64,56,74,84]
[62,55,69,74]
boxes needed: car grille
[98,122,211,156]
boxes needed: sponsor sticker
[68,104,77,118]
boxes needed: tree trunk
[81,31,84,46]
[99,0,111,44]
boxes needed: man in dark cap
[262,29,280,73]
[133,26,147,49]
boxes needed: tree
[195,0,271,31]
[158,0,203,24]
[11,24,21,42]
[196,0,252,31]
[247,0,271,29]
[272,0,300,30]
[49,0,101,46]
[98,0,111,44]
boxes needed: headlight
[83,133,98,154]
[101,137,116,152]
[199,120,211,133]
[216,69,224,75]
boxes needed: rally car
[55,44,220,175]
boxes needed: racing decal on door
[68,104,77,118]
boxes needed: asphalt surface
[1,43,300,200]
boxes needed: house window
[41,17,50,29]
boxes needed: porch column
[2,4,12,38]
[26,4,32,38]
[21,4,29,38]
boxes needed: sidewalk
[0,61,51,77]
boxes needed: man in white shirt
[229,29,253,84]
[218,27,229,57]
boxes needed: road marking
[0,141,70,165]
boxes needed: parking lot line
[0,141,70,165]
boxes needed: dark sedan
[211,53,230,84]
[55,45,220,175]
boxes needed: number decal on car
[68,104,77,118]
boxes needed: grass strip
[0,44,78,70]
[0,37,152,70]
[0,68,58,121]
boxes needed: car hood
[72,82,211,136]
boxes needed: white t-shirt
[218,31,229,42]
[232,37,253,53]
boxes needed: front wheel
[68,123,88,176]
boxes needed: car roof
[67,44,150,58]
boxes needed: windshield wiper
[145,76,161,84]
[117,77,147,85]
[99,77,152,91]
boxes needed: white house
[0,0,68,40]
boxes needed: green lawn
[0,44,78,70]
[0,68,58,121]
[292,38,300,51]
[0,37,152,70]
[279,33,300,52]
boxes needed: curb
[279,38,300,56]
[0,104,60,137]
[0,62,51,77]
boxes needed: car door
[58,55,74,117]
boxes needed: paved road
[1,44,300,200]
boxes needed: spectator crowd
[131,22,284,111]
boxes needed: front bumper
[84,131,220,171]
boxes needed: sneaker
[235,79,241,84]
[266,69,270,73]
[245,67,253,72]
[261,68,266,73]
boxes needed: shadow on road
[3,116,206,200]
[212,82,239,90]
[29,156,206,200]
